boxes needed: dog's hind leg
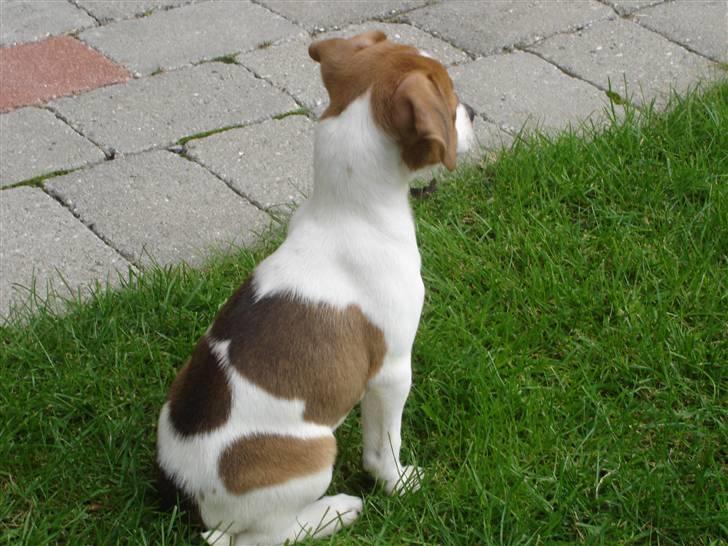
[228,493,363,546]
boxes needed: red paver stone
[0,36,129,112]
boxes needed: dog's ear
[309,31,386,63]
[392,72,457,171]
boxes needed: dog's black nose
[463,103,476,122]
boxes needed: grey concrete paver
[407,0,614,57]
[0,107,104,187]
[79,1,304,76]
[239,22,467,115]
[259,0,427,31]
[530,18,719,107]
[186,115,314,213]
[0,0,96,46]
[50,62,297,154]
[323,22,470,65]
[74,0,196,22]
[0,186,129,317]
[634,0,727,62]
[472,118,515,152]
[45,151,270,267]
[450,51,608,134]
[599,0,665,16]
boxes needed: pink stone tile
[0,36,129,112]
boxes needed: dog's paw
[325,493,364,526]
[385,465,423,495]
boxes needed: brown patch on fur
[219,434,337,495]
[309,31,459,170]
[209,278,386,427]
[168,336,232,436]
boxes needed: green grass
[2,82,727,545]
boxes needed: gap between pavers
[238,22,469,116]
[529,17,721,107]
[44,150,271,268]
[405,0,614,57]
[49,62,297,155]
[450,51,610,135]
[258,0,428,32]
[186,115,314,215]
[632,0,728,63]
[0,0,96,46]
[0,186,131,319]
[74,0,197,23]
[0,107,105,188]
[78,1,305,77]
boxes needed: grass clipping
[2,83,727,544]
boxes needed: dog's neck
[305,92,414,232]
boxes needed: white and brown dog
[157,30,475,545]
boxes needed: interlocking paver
[0,36,130,112]
[450,52,608,134]
[74,0,196,22]
[50,62,297,154]
[259,0,427,31]
[0,186,129,317]
[239,22,467,115]
[0,0,95,46]
[471,118,514,152]
[599,0,665,16]
[79,1,304,76]
[323,22,470,65]
[187,115,314,213]
[634,0,727,62]
[0,107,104,187]
[45,151,270,267]
[407,0,614,57]
[529,18,719,106]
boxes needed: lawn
[2,82,726,545]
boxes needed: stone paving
[0,0,725,318]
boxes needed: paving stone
[45,151,270,267]
[74,0,196,22]
[51,62,297,154]
[323,22,470,65]
[259,0,427,31]
[239,23,467,115]
[0,186,129,318]
[449,52,608,134]
[186,115,314,213]
[634,0,727,62]
[529,18,720,107]
[0,107,104,187]
[599,0,665,16]
[0,0,96,46]
[470,117,514,154]
[0,36,130,112]
[79,1,304,77]
[406,0,614,57]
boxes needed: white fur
[158,87,474,545]
[456,103,476,153]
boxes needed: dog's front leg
[362,355,421,494]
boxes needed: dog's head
[309,30,475,172]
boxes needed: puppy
[157,30,475,545]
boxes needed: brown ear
[309,30,386,63]
[392,72,457,171]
